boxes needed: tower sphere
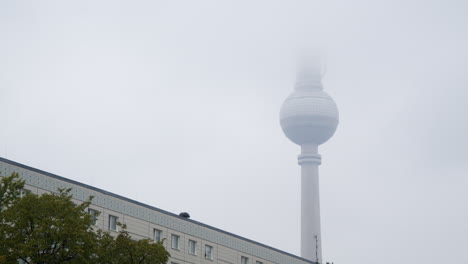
[280,64,339,146]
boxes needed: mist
[1,1,467,263]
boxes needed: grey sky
[1,1,467,263]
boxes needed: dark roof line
[0,157,316,264]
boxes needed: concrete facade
[0,157,315,264]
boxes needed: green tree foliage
[0,173,170,264]
[94,224,169,264]
[0,173,26,263]
[0,188,97,264]
[0,172,25,209]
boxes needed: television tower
[279,56,339,263]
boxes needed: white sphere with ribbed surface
[280,70,339,146]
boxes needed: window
[108,215,118,231]
[153,229,162,242]
[241,256,249,264]
[205,245,213,259]
[256,261,263,264]
[88,209,98,225]
[171,234,180,249]
[19,189,31,198]
[188,239,197,255]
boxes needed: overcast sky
[1,1,468,263]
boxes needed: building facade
[0,157,315,264]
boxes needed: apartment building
[0,157,315,264]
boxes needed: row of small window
[154,229,214,259]
[88,209,264,264]
[241,256,263,264]
[171,256,262,264]
[88,209,119,231]
[89,211,215,260]
[161,230,263,264]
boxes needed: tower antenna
[321,56,327,77]
[315,235,319,263]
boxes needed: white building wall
[0,158,316,264]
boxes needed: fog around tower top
[1,1,468,263]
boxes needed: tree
[0,172,26,263]
[0,173,170,264]
[94,224,170,264]
[0,172,25,209]
[0,188,97,264]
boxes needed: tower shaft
[299,144,322,263]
